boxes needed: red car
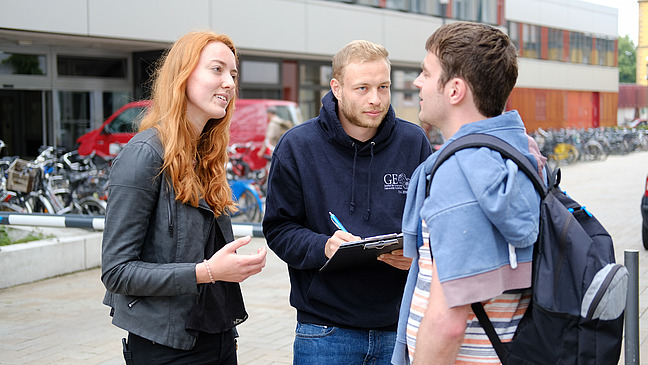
[76,99,301,169]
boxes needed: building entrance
[0,89,46,158]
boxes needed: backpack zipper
[554,211,573,292]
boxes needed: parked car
[629,118,647,128]
[642,174,648,249]
[76,99,302,168]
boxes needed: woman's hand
[197,235,267,284]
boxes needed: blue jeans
[293,322,396,365]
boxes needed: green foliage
[0,226,52,246]
[618,35,636,83]
[1,54,44,75]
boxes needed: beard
[338,98,388,129]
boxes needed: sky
[584,0,639,44]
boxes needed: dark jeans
[293,322,397,365]
[123,329,237,365]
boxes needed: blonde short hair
[332,40,390,82]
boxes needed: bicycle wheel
[582,141,607,161]
[25,194,56,214]
[0,194,33,213]
[237,189,261,222]
[553,143,579,165]
[77,196,107,215]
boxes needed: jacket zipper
[128,298,140,308]
[166,180,174,237]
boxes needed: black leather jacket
[101,128,235,350]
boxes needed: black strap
[427,133,550,198]
[471,303,509,363]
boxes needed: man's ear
[447,78,467,105]
[330,78,341,99]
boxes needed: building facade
[638,0,648,86]
[0,0,618,156]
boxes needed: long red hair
[139,31,237,215]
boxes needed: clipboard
[319,233,403,273]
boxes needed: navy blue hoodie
[263,91,432,329]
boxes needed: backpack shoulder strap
[426,133,548,197]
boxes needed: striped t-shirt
[406,221,531,364]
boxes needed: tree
[618,35,636,83]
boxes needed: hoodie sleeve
[262,152,331,270]
[456,148,540,248]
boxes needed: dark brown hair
[425,21,518,117]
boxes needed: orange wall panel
[508,88,617,131]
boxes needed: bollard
[624,249,639,365]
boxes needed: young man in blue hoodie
[262,40,432,364]
[394,22,546,364]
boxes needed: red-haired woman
[101,31,266,365]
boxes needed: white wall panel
[88,0,211,42]
[507,0,617,37]
[0,0,619,95]
[212,0,307,54]
[382,11,440,64]
[517,58,618,92]
[305,2,384,57]
[0,0,88,35]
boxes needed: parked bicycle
[1,145,107,215]
[227,144,265,222]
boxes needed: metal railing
[0,212,264,238]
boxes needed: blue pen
[329,212,348,232]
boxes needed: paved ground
[0,150,647,364]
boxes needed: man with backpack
[392,22,547,364]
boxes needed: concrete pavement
[1,150,648,364]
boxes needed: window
[582,34,593,65]
[241,60,280,84]
[106,105,147,134]
[391,68,421,126]
[356,0,380,6]
[0,52,46,75]
[57,55,126,78]
[239,58,282,99]
[570,31,584,63]
[548,29,563,61]
[508,22,521,55]
[300,63,331,87]
[453,0,497,24]
[512,22,616,67]
[299,62,332,119]
[58,91,90,149]
[385,0,407,10]
[596,37,615,67]
[523,24,541,59]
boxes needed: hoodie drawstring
[349,143,358,214]
[349,142,374,221]
[364,142,375,221]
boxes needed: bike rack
[0,212,265,238]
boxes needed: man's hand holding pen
[325,230,361,259]
[325,211,411,270]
